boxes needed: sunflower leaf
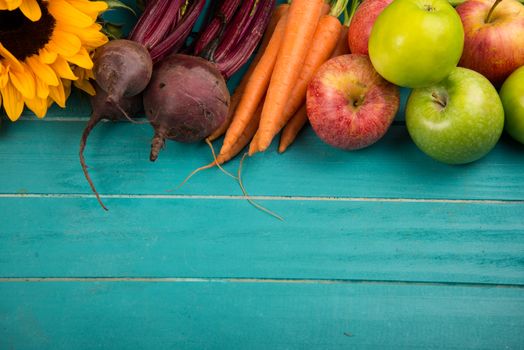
[103,0,137,16]
[101,22,125,40]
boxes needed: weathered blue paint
[0,1,523,348]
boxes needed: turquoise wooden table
[1,3,524,350]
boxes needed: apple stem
[431,92,447,108]
[485,0,502,23]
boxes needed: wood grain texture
[0,197,522,284]
[1,281,523,350]
[0,120,522,200]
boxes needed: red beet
[143,54,230,161]
[93,39,153,100]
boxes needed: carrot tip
[248,141,258,156]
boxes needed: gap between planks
[0,193,522,204]
[0,277,523,289]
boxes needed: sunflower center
[0,2,56,60]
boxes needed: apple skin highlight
[306,54,400,150]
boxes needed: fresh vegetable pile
[0,0,522,213]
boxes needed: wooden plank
[0,197,522,284]
[0,121,522,200]
[0,281,522,349]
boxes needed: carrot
[208,83,244,142]
[207,4,289,142]
[278,104,308,153]
[250,0,324,154]
[278,25,350,153]
[262,15,342,151]
[331,24,350,57]
[218,8,289,156]
[216,101,263,165]
[177,99,264,187]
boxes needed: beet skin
[144,54,230,161]
[93,39,153,100]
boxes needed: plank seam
[0,193,522,204]
[0,277,523,288]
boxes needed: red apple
[457,0,524,86]
[306,54,400,150]
[348,0,394,55]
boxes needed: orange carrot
[278,25,350,153]
[330,24,350,58]
[219,8,289,156]
[278,104,308,153]
[207,4,289,142]
[264,15,342,150]
[178,100,264,188]
[208,83,243,142]
[216,101,263,165]
[251,0,324,154]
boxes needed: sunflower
[0,0,108,121]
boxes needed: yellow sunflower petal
[38,47,58,65]
[25,96,48,118]
[26,56,59,87]
[0,64,8,88]
[47,0,95,28]
[73,76,96,96]
[65,47,93,69]
[1,82,25,121]
[49,79,66,108]
[5,0,22,11]
[8,63,36,99]
[57,23,108,50]
[36,78,50,99]
[0,0,8,9]
[47,30,82,57]
[0,43,23,72]
[66,0,108,20]
[63,79,72,100]
[51,56,77,80]
[19,0,42,22]
[85,68,95,80]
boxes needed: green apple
[369,0,464,88]
[499,66,524,144]
[406,67,504,164]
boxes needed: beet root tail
[150,132,166,162]
[79,115,109,211]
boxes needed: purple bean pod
[149,0,207,63]
[216,0,275,79]
[193,0,242,55]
